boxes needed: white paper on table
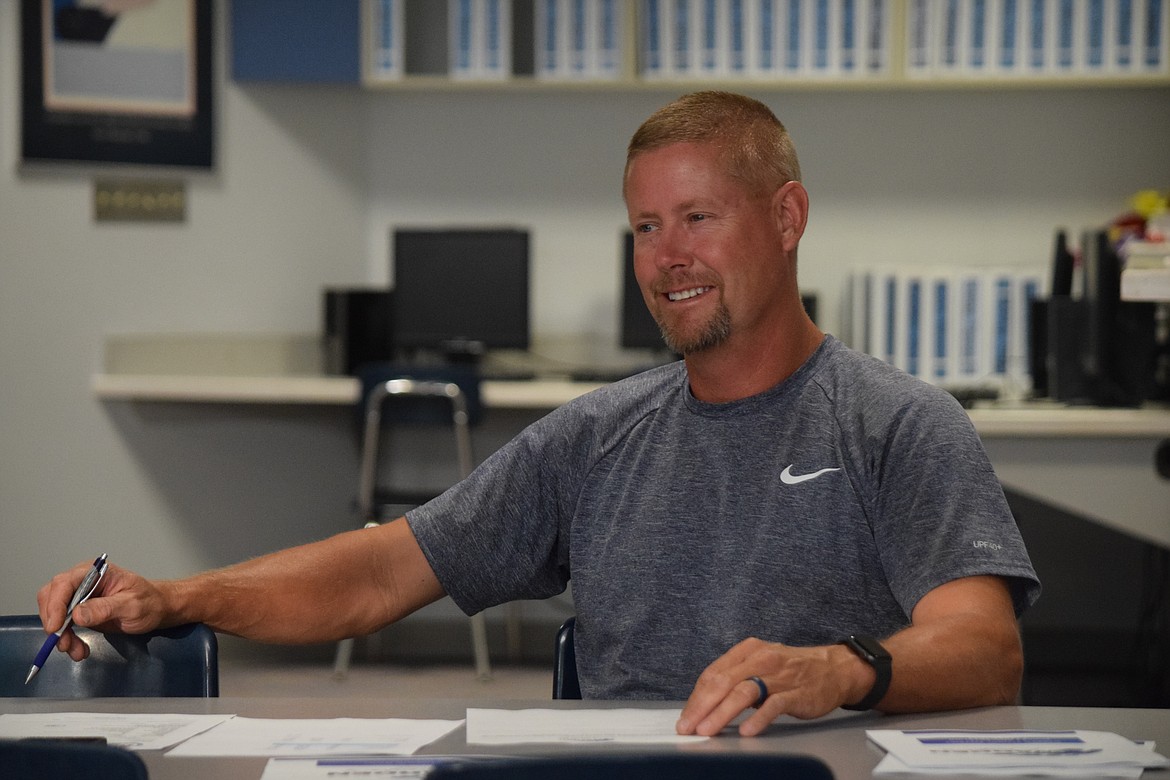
[166,716,463,757]
[260,756,447,779]
[873,750,1146,777]
[465,707,708,745]
[0,712,233,750]
[867,729,1168,773]
[259,755,508,779]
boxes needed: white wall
[2,1,1168,637]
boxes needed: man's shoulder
[812,337,967,422]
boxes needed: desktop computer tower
[323,289,396,375]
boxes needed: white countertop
[90,372,1170,436]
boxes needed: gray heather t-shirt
[408,335,1040,700]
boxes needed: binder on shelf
[1143,0,1168,72]
[483,0,511,77]
[449,0,512,80]
[366,0,404,82]
[596,0,624,77]
[640,0,667,77]
[539,0,626,79]
[847,266,1044,391]
[1116,0,1137,70]
[536,0,563,77]
[906,0,934,75]
[747,0,777,75]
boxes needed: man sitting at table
[39,91,1040,737]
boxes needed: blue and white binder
[781,0,805,73]
[641,0,671,77]
[727,0,749,75]
[865,0,891,74]
[906,0,934,75]
[450,0,477,77]
[536,0,562,77]
[482,0,512,78]
[450,0,512,80]
[595,0,624,77]
[992,0,1022,73]
[1116,0,1137,69]
[747,0,778,76]
[366,0,404,82]
[1022,0,1048,72]
[1142,0,1168,72]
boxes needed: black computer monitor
[392,228,530,359]
[620,231,668,350]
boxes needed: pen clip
[66,554,108,614]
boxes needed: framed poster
[21,0,213,169]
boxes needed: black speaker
[323,289,395,375]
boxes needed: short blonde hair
[624,91,801,196]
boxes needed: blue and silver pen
[25,553,109,685]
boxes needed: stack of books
[845,265,1046,392]
[906,0,1169,79]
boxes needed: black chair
[333,362,493,680]
[0,739,148,780]
[553,616,581,700]
[428,754,834,779]
[0,615,218,697]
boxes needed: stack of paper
[868,729,1169,777]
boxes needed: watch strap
[840,634,892,711]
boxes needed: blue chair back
[355,362,484,427]
[428,754,834,779]
[0,615,218,697]
[0,739,148,780]
[553,616,581,699]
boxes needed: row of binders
[640,0,893,79]
[366,0,626,81]
[366,0,1168,81]
[906,0,1169,78]
[845,266,1045,391]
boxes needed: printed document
[465,707,708,744]
[166,716,462,757]
[868,729,1168,777]
[0,712,232,750]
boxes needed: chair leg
[469,613,491,681]
[506,602,523,663]
[333,637,355,679]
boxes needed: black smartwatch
[840,634,892,711]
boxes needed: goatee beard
[656,302,732,356]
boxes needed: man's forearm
[877,576,1023,712]
[162,519,445,644]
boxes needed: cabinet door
[231,0,361,83]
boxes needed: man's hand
[36,561,170,662]
[676,638,870,737]
[675,576,1023,737]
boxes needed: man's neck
[684,320,825,404]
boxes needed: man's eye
[689,213,707,222]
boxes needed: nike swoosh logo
[780,465,842,485]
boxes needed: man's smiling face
[624,141,788,357]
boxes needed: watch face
[850,635,891,661]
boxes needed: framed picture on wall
[20,0,214,169]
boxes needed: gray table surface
[3,698,1168,780]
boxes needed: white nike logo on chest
[779,465,842,485]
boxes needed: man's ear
[772,181,809,252]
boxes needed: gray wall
[2,2,1168,649]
